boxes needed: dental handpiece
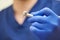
[23,11,47,17]
[23,11,33,17]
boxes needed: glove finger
[31,22,48,30]
[28,16,48,23]
[30,7,58,18]
[35,7,57,17]
[30,26,52,33]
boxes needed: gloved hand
[27,7,58,40]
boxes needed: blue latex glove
[27,7,58,40]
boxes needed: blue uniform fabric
[0,6,40,40]
[0,0,60,40]
[30,0,60,16]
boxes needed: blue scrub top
[0,6,40,40]
[0,0,60,40]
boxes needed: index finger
[27,16,48,23]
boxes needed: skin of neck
[13,0,37,25]
[13,0,37,15]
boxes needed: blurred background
[0,0,13,11]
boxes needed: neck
[12,0,37,25]
[13,0,37,15]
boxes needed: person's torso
[0,6,40,40]
[0,0,60,40]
